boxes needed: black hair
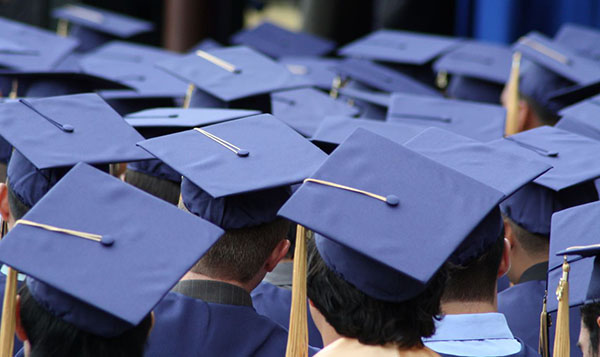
[504,216,549,257]
[581,301,600,357]
[7,179,30,221]
[18,284,153,357]
[521,94,560,126]
[124,169,180,205]
[306,238,446,347]
[442,227,505,303]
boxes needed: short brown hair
[124,169,180,205]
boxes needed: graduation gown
[315,337,440,357]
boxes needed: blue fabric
[145,291,319,356]
[127,159,181,183]
[0,137,12,164]
[497,274,511,293]
[251,281,323,348]
[278,56,340,90]
[557,94,600,141]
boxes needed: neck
[509,254,548,284]
[309,304,341,347]
[442,299,497,315]
[180,271,256,294]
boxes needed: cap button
[62,124,75,133]
[100,236,115,246]
[237,149,249,157]
[385,195,399,206]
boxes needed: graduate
[278,128,508,356]
[137,114,326,356]
[1,163,222,356]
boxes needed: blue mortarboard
[125,107,259,182]
[404,127,552,264]
[52,4,154,52]
[278,128,505,301]
[278,56,340,90]
[157,46,305,111]
[338,29,460,66]
[231,22,335,58]
[271,87,359,137]
[138,114,327,229]
[556,95,600,141]
[387,93,506,142]
[493,126,600,235]
[334,58,442,97]
[188,38,223,53]
[434,41,512,103]
[0,17,78,71]
[0,93,152,207]
[0,163,223,337]
[311,115,426,149]
[554,23,600,62]
[336,86,391,120]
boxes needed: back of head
[580,301,600,357]
[306,238,446,348]
[124,167,180,205]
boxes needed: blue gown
[252,281,324,348]
[145,291,317,357]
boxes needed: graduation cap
[554,23,600,62]
[231,22,335,58]
[404,127,552,264]
[271,87,360,137]
[433,41,512,104]
[0,162,223,337]
[188,38,223,53]
[278,56,340,90]
[125,107,259,183]
[336,86,391,120]
[0,93,152,208]
[387,93,506,142]
[52,4,154,52]
[556,94,600,141]
[0,17,78,71]
[334,58,442,98]
[137,114,327,229]
[279,128,505,301]
[156,46,305,112]
[493,126,600,236]
[515,32,600,115]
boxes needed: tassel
[183,84,195,109]
[505,52,522,136]
[56,19,69,37]
[539,290,549,357]
[552,256,570,357]
[436,71,448,90]
[0,220,18,357]
[329,76,348,99]
[285,225,310,357]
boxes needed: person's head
[579,302,600,357]
[124,166,180,205]
[15,284,153,357]
[503,215,549,283]
[306,238,446,348]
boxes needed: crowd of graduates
[0,3,600,357]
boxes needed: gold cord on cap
[505,52,522,136]
[196,50,241,74]
[519,37,570,65]
[14,219,109,245]
[194,128,249,157]
[552,256,570,356]
[303,178,399,206]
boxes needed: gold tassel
[183,84,195,109]
[0,220,18,357]
[505,52,522,136]
[436,71,448,90]
[56,19,69,37]
[285,225,310,357]
[539,290,549,357]
[8,80,18,100]
[552,256,570,357]
[329,76,348,99]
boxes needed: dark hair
[124,169,180,205]
[0,162,6,184]
[581,301,600,357]
[191,218,289,283]
[442,228,505,303]
[19,284,152,357]
[7,179,30,221]
[522,95,560,126]
[505,216,549,256]
[306,238,446,347]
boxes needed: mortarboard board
[278,56,340,90]
[556,94,600,141]
[125,107,259,182]
[271,87,359,137]
[554,23,600,62]
[278,128,505,301]
[387,93,506,142]
[336,85,391,120]
[231,22,335,59]
[138,114,327,229]
[493,126,600,235]
[404,127,552,264]
[334,58,442,97]
[188,38,223,53]
[311,115,426,152]
[0,162,223,337]
[156,46,305,112]
[0,17,78,72]
[433,41,512,104]
[52,4,154,52]
[0,93,152,207]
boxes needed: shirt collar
[518,261,549,284]
[425,313,515,342]
[263,261,293,289]
[172,279,253,307]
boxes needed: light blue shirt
[424,312,523,356]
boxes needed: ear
[504,218,516,249]
[0,183,10,223]
[498,238,512,278]
[148,311,156,337]
[263,239,291,273]
[596,316,600,329]
[15,295,28,343]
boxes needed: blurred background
[2,0,600,51]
